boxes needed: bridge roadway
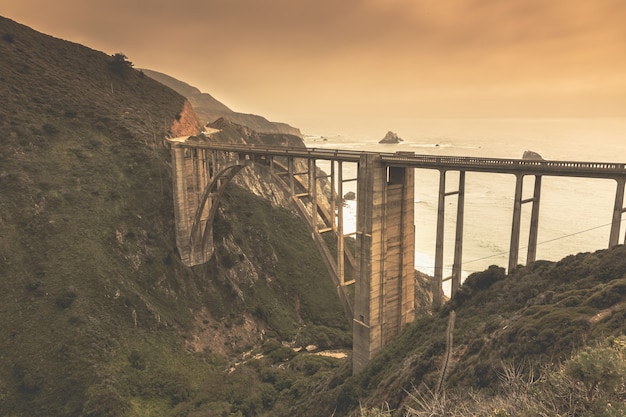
[177,141,626,179]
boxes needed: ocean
[306,118,626,285]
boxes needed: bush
[82,383,130,417]
[465,265,506,290]
[564,342,626,405]
[55,285,78,309]
[109,53,134,74]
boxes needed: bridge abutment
[171,144,213,266]
[353,154,415,374]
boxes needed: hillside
[298,246,626,416]
[2,14,626,417]
[141,69,302,137]
[0,16,349,417]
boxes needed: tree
[109,52,133,74]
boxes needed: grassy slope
[0,16,349,417]
[298,246,626,416]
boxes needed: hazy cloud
[3,0,625,130]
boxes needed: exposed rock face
[170,100,202,137]
[522,150,544,160]
[142,68,302,137]
[379,131,403,144]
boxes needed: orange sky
[3,0,626,132]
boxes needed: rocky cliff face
[170,100,202,137]
[142,69,302,137]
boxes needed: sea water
[307,118,626,284]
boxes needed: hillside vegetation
[2,15,626,417]
[0,16,349,417]
[298,247,626,417]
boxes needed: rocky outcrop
[379,131,403,144]
[142,69,302,137]
[170,100,202,137]
[522,150,544,160]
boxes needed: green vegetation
[110,52,134,74]
[298,246,626,416]
[3,14,626,417]
[0,16,349,417]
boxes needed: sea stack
[522,150,544,160]
[378,131,403,144]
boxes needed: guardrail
[380,153,626,178]
[173,141,626,179]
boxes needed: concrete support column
[609,178,626,247]
[526,176,542,264]
[451,171,465,296]
[509,174,524,273]
[337,161,345,285]
[309,159,318,229]
[353,154,415,374]
[288,157,295,195]
[433,170,446,309]
[171,145,213,266]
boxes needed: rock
[343,191,356,201]
[379,131,403,144]
[522,150,543,160]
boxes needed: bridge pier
[171,144,214,266]
[432,170,466,309]
[508,174,542,273]
[609,178,626,247]
[353,154,415,374]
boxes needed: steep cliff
[142,68,303,137]
[0,16,347,417]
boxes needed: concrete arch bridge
[169,139,626,373]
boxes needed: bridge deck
[173,142,626,179]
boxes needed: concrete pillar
[509,174,524,273]
[171,145,214,266]
[433,170,446,309]
[526,176,542,264]
[288,157,295,195]
[353,154,415,374]
[451,171,465,296]
[337,161,345,285]
[609,178,625,247]
[310,158,318,229]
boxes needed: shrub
[465,265,506,290]
[128,350,146,370]
[564,343,626,405]
[109,53,134,74]
[55,285,78,309]
[82,383,130,417]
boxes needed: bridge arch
[172,144,355,320]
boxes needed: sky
[3,0,626,133]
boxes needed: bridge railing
[174,141,626,178]
[380,153,626,178]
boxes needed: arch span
[174,145,355,320]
